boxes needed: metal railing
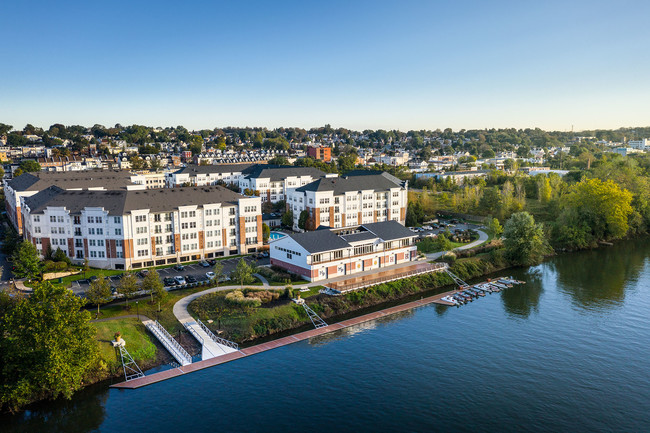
[327,263,448,293]
[147,320,192,365]
[197,318,239,350]
[183,321,203,345]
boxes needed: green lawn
[93,318,156,370]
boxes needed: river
[3,239,650,432]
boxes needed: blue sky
[1,0,648,132]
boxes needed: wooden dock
[111,288,460,389]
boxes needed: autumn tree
[86,275,112,317]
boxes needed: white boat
[441,296,457,305]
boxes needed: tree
[298,210,310,230]
[503,212,552,266]
[282,210,293,227]
[86,275,112,317]
[487,217,503,237]
[212,261,224,287]
[0,282,99,412]
[19,159,41,173]
[52,247,71,265]
[12,240,41,280]
[231,258,254,289]
[268,156,289,165]
[142,269,165,310]
[130,155,145,170]
[262,223,270,242]
[0,123,12,136]
[118,272,139,309]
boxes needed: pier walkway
[143,320,192,366]
[181,318,239,360]
[112,287,461,390]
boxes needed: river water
[4,239,650,432]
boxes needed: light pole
[136,301,139,320]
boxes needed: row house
[270,221,417,282]
[165,164,256,188]
[21,185,262,270]
[5,170,144,234]
[286,172,408,231]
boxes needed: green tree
[52,247,71,265]
[19,159,41,172]
[262,223,270,242]
[281,210,293,227]
[212,261,224,287]
[12,240,41,280]
[487,217,503,237]
[0,123,12,136]
[130,155,145,170]
[0,282,99,412]
[86,275,112,317]
[503,212,551,266]
[231,258,254,289]
[117,272,139,309]
[268,156,289,165]
[298,210,310,230]
[142,269,164,306]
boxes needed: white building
[270,221,418,282]
[21,185,262,270]
[285,171,408,230]
[629,139,649,150]
[238,165,324,203]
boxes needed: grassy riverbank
[189,250,510,342]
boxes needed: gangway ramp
[144,320,192,366]
[183,318,239,361]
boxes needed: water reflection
[550,240,647,310]
[309,310,415,346]
[501,269,544,318]
[1,383,108,433]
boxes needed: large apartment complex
[4,170,145,234]
[269,221,418,282]
[166,164,324,203]
[21,185,262,270]
[286,171,408,230]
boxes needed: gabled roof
[243,165,325,182]
[286,229,350,254]
[173,163,257,175]
[7,169,136,192]
[23,185,245,215]
[361,220,414,241]
[294,172,405,194]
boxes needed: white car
[206,272,216,279]
[423,225,433,230]
[174,276,186,285]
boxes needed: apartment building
[167,164,324,203]
[21,185,262,270]
[270,221,418,282]
[4,170,145,234]
[285,171,408,230]
[165,164,256,188]
[238,165,325,203]
[307,145,332,162]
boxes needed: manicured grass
[295,285,324,298]
[93,318,157,370]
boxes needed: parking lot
[71,255,270,296]
[410,220,480,240]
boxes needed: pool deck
[110,288,457,389]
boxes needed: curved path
[425,229,489,261]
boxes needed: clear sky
[1,0,648,132]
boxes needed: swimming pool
[269,232,287,241]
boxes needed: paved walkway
[425,229,489,260]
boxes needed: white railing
[197,318,239,350]
[147,320,192,365]
[327,263,448,293]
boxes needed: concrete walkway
[425,229,489,260]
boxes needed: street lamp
[136,301,139,320]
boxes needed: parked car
[174,276,186,285]
[218,276,231,283]
[423,225,433,230]
[205,272,216,279]
[185,275,197,284]
[260,252,269,258]
[89,275,98,282]
[198,260,210,268]
[207,259,217,266]
[138,269,150,278]
[174,264,185,271]
[163,277,176,286]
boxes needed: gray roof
[285,220,414,254]
[7,169,136,192]
[361,220,414,241]
[295,172,404,194]
[173,163,257,175]
[340,231,378,243]
[244,165,325,182]
[287,229,351,254]
[24,185,245,215]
